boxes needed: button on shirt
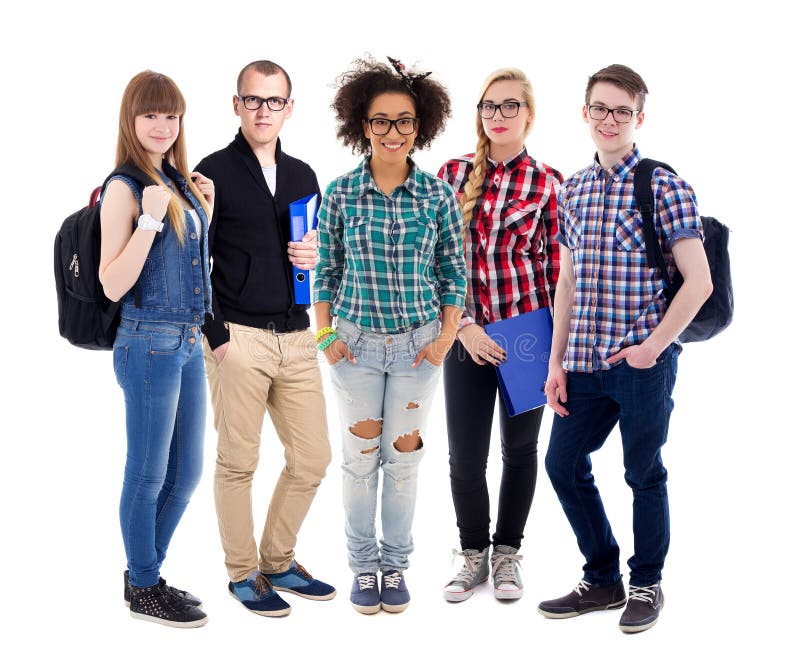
[314,158,467,333]
[438,148,562,328]
[557,146,703,372]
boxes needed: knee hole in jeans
[349,418,383,452]
[393,430,423,452]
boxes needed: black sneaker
[619,583,664,634]
[538,579,626,618]
[129,582,208,628]
[124,570,202,608]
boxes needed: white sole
[538,598,626,619]
[443,589,474,602]
[381,601,409,613]
[443,576,488,602]
[495,587,523,600]
[619,618,659,634]
[130,611,207,628]
[352,603,381,615]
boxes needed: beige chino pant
[203,323,331,582]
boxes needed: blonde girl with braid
[437,68,563,603]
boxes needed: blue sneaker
[263,561,336,601]
[380,569,410,613]
[228,572,291,617]
[350,573,380,614]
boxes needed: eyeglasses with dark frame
[238,95,289,111]
[365,116,419,136]
[587,105,639,123]
[477,101,528,119]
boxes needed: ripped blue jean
[330,318,441,574]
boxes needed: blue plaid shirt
[314,158,467,333]
[558,146,703,372]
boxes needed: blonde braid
[458,131,489,313]
[460,132,490,228]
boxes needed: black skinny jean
[443,340,543,551]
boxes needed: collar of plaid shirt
[351,156,423,198]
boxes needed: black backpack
[633,158,733,343]
[54,165,150,349]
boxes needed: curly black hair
[331,56,451,155]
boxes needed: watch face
[139,214,162,231]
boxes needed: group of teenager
[97,56,712,635]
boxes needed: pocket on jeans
[420,357,442,370]
[113,344,129,386]
[330,354,349,368]
[150,332,183,354]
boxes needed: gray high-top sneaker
[443,547,490,602]
[491,545,523,600]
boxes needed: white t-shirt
[262,165,277,195]
[186,208,201,238]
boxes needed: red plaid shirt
[438,148,562,329]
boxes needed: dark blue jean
[545,345,678,588]
[113,319,206,588]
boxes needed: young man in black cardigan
[196,60,334,617]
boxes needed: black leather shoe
[124,570,202,608]
[129,582,207,628]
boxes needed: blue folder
[289,194,319,304]
[484,308,554,416]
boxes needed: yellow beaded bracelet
[314,326,335,342]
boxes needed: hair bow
[387,56,432,92]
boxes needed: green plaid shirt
[314,158,467,333]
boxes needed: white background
[1,1,796,665]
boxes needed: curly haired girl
[313,56,466,614]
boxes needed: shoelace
[491,552,522,585]
[573,579,592,597]
[160,581,186,606]
[628,584,658,604]
[294,562,313,581]
[382,571,402,590]
[450,549,485,585]
[356,574,377,591]
[253,574,274,599]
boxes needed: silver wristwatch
[137,213,164,232]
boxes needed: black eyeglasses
[238,95,289,111]
[365,117,419,136]
[477,101,528,119]
[587,105,639,123]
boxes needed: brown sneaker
[619,583,664,634]
[538,579,626,618]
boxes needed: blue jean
[330,318,442,574]
[545,344,679,588]
[113,318,206,588]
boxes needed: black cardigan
[196,131,321,348]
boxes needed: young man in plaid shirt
[537,64,712,634]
